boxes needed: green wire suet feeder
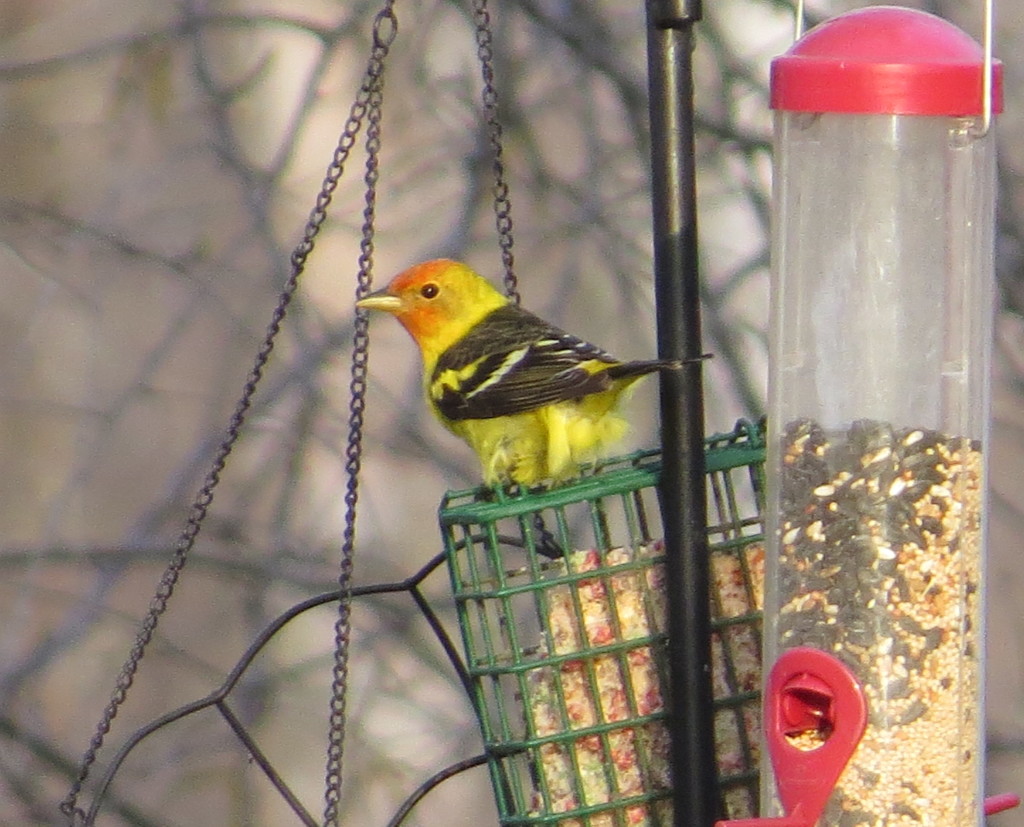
[441,420,767,825]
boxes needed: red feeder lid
[772,6,1003,116]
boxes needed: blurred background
[0,0,1021,824]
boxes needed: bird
[357,259,683,487]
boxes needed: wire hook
[978,0,994,137]
[372,3,398,50]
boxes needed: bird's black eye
[420,283,439,299]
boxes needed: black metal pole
[644,2,718,826]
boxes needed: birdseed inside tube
[776,418,982,825]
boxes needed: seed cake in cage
[441,421,767,824]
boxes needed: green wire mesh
[441,419,766,825]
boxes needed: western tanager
[357,259,679,486]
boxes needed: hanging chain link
[58,5,397,825]
[322,4,396,826]
[59,2,522,823]
[472,0,519,303]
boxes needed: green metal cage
[441,419,767,825]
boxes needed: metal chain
[472,0,519,303]
[58,7,396,825]
[322,4,396,826]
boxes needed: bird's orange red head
[356,259,508,361]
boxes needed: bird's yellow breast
[438,389,632,486]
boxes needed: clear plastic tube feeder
[764,7,1002,825]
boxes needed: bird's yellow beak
[356,289,403,313]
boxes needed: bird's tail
[606,352,711,381]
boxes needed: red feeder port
[779,671,835,744]
[716,649,866,827]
